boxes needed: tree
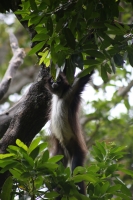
[0,0,133,199]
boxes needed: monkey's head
[46,73,70,98]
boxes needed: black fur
[46,71,93,197]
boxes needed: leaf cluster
[0,138,132,199]
[14,0,133,81]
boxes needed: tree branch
[86,123,100,148]
[117,79,133,97]
[0,95,25,137]
[0,66,51,154]
[0,65,39,104]
[0,33,25,100]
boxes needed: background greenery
[0,0,133,199]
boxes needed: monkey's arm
[68,70,94,100]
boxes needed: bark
[0,66,51,153]
[0,0,53,189]
[0,98,23,137]
[0,66,51,188]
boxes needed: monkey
[45,71,93,196]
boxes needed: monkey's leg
[52,136,68,167]
[51,136,68,200]
[72,149,86,194]
[68,140,86,195]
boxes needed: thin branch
[0,33,25,100]
[81,115,98,127]
[86,123,100,148]
[117,80,133,97]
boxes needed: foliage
[14,0,133,81]
[0,138,132,200]
[0,0,133,199]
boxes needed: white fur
[51,95,73,144]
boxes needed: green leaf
[1,176,13,200]
[73,174,98,183]
[101,181,110,194]
[71,53,83,70]
[39,49,49,65]
[101,66,108,82]
[32,33,49,42]
[48,155,64,163]
[73,166,86,175]
[124,99,130,110]
[30,15,42,26]
[35,176,43,189]
[46,58,50,67]
[41,150,49,162]
[92,145,104,160]
[66,59,75,84]
[45,191,59,198]
[84,50,105,59]
[29,146,40,160]
[105,164,118,176]
[38,162,58,170]
[16,139,28,151]
[78,66,94,78]
[68,197,77,200]
[51,41,57,63]
[47,17,53,36]
[70,14,78,32]
[0,154,14,159]
[114,192,131,200]
[84,59,102,66]
[95,141,106,156]
[0,159,15,168]
[64,167,71,178]
[64,28,76,49]
[99,31,114,42]
[9,169,22,180]
[29,0,37,10]
[82,43,97,50]
[21,151,34,167]
[28,41,45,55]
[107,184,121,193]
[7,145,20,153]
[20,172,32,179]
[94,183,101,196]
[121,184,132,197]
[0,162,18,173]
[113,54,124,67]
[30,142,47,160]
[112,146,126,153]
[114,22,127,33]
[105,23,124,35]
[28,137,41,154]
[87,165,99,173]
[105,63,112,74]
[50,61,56,78]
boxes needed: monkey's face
[46,74,70,98]
[47,76,64,96]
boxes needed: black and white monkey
[46,71,93,195]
